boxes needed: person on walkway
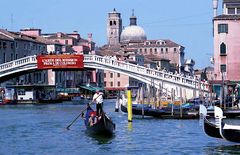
[92,90,104,117]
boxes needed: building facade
[102,9,186,93]
[0,28,101,95]
[213,0,240,82]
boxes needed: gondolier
[92,90,104,117]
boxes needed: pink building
[212,0,240,97]
[42,31,95,54]
[213,0,240,81]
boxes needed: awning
[79,85,104,92]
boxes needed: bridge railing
[84,54,209,91]
[0,54,208,92]
[0,55,37,72]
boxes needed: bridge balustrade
[0,54,208,93]
[84,55,208,92]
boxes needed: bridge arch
[0,54,209,99]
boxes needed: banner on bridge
[37,54,84,69]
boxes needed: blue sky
[0,0,219,69]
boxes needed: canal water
[0,99,239,155]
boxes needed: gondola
[215,106,240,143]
[120,103,152,116]
[84,105,115,136]
[121,103,199,119]
[207,108,240,118]
[199,105,222,139]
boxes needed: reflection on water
[204,144,240,155]
[127,122,133,131]
[86,132,115,145]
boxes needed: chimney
[57,32,62,38]
[88,33,92,42]
[73,30,78,34]
[213,0,218,17]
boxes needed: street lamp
[221,71,226,109]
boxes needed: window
[139,49,142,53]
[237,8,240,14]
[117,81,120,86]
[11,54,13,61]
[166,48,168,53]
[154,48,157,54]
[11,43,14,49]
[0,42,2,49]
[174,48,177,52]
[65,40,68,45]
[104,82,106,87]
[110,21,112,26]
[220,64,226,73]
[220,43,226,55]
[113,21,116,25]
[110,73,113,78]
[104,73,106,78]
[3,53,5,63]
[18,90,25,95]
[218,24,228,33]
[15,54,18,59]
[228,8,235,14]
[161,48,163,53]
[150,48,152,54]
[3,42,6,49]
[43,73,46,82]
[144,48,147,54]
[110,82,113,86]
[117,73,120,77]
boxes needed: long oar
[66,93,102,130]
[66,102,92,130]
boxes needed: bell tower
[107,8,122,46]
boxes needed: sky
[0,0,220,69]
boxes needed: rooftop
[0,33,13,41]
[214,15,240,20]
[0,29,42,43]
[223,0,240,3]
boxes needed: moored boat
[84,105,115,135]
[121,103,198,119]
[199,105,222,139]
[207,108,240,118]
[215,106,240,143]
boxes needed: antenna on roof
[132,9,134,16]
[11,13,14,30]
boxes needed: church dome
[120,25,147,42]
